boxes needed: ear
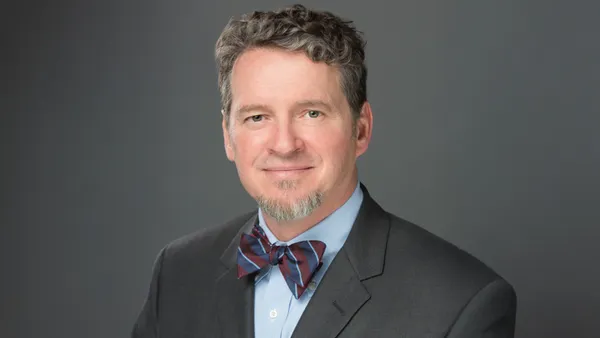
[222,110,235,161]
[354,101,373,158]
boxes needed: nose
[269,119,303,156]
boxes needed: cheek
[312,130,355,168]
[231,131,265,165]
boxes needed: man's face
[223,48,371,222]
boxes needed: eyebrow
[292,100,334,112]
[234,104,273,117]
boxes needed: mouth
[263,166,313,171]
[262,167,314,178]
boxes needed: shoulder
[159,211,255,271]
[384,211,506,289]
[383,214,517,335]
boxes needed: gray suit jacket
[132,185,517,337]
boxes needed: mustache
[259,154,315,168]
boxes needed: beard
[256,179,323,222]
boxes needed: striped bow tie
[237,224,326,299]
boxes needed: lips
[263,166,312,171]
[262,166,313,178]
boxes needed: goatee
[256,180,323,222]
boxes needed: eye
[246,115,263,122]
[306,110,322,118]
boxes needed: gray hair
[215,4,367,124]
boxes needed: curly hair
[215,4,367,123]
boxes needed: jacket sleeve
[131,247,166,338]
[445,279,517,338]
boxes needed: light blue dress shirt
[253,182,363,338]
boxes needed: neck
[262,175,359,242]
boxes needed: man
[132,4,517,338]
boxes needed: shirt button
[269,309,278,319]
[308,281,317,291]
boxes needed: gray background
[2,0,599,337]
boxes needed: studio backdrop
[2,1,599,337]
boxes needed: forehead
[229,48,346,111]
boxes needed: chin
[255,188,324,222]
[254,178,320,198]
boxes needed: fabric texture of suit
[132,184,517,338]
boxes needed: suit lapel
[290,249,371,338]
[291,184,391,338]
[215,214,257,338]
